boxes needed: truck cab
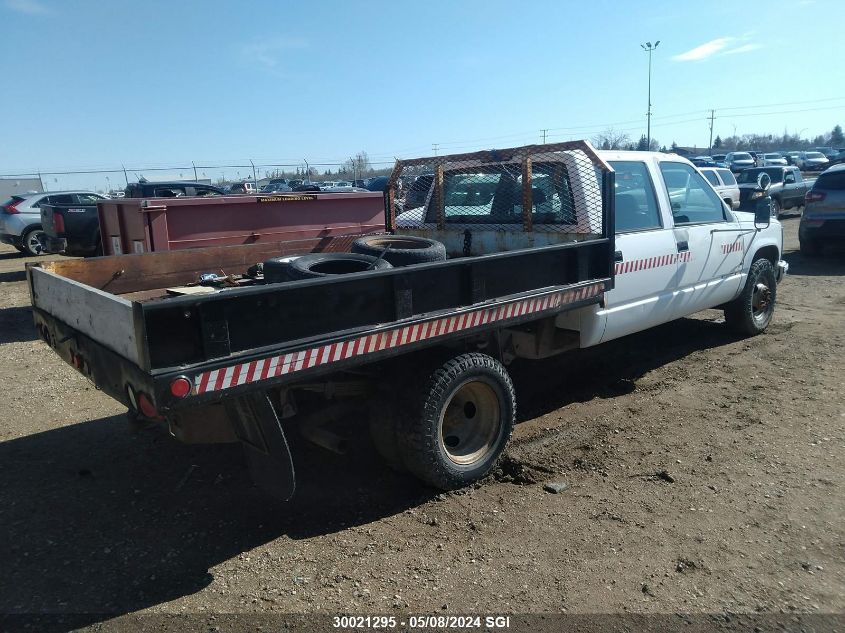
[557,151,786,345]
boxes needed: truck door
[597,160,682,343]
[657,161,745,319]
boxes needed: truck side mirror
[755,199,771,229]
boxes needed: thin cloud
[723,43,762,55]
[674,36,761,61]
[673,37,732,61]
[4,0,50,14]
[241,37,308,70]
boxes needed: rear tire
[770,198,781,218]
[724,258,777,336]
[396,352,515,490]
[800,239,820,256]
[21,227,46,256]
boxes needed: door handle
[676,240,689,252]
[614,250,624,262]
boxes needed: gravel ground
[0,216,842,631]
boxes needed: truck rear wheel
[397,352,515,490]
[724,258,777,336]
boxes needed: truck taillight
[806,191,826,203]
[170,376,192,398]
[53,212,65,233]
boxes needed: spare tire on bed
[351,235,446,267]
[284,253,392,281]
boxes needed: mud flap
[225,392,296,501]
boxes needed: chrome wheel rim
[26,230,45,255]
[439,380,501,466]
[752,282,772,322]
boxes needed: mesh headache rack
[385,141,612,256]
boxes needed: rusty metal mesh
[387,142,608,237]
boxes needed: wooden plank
[37,234,362,295]
[30,267,140,365]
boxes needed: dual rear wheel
[371,352,515,490]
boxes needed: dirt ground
[0,216,842,630]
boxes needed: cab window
[608,160,662,233]
[659,162,726,225]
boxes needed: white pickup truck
[29,144,787,499]
[397,149,788,346]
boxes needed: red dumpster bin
[97,192,385,256]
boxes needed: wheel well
[752,245,779,265]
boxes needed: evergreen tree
[830,125,844,146]
[713,135,722,149]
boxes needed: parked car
[699,167,740,209]
[784,151,802,166]
[0,191,107,256]
[725,151,756,173]
[689,156,718,168]
[736,166,808,217]
[759,152,787,167]
[796,151,830,171]
[229,181,258,194]
[263,184,292,193]
[124,181,226,198]
[799,164,845,255]
[364,176,389,192]
[826,149,845,166]
[811,147,839,160]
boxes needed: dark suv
[799,164,845,255]
[124,180,225,198]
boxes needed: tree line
[592,124,844,153]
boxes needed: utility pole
[432,143,439,156]
[641,41,660,149]
[122,164,129,186]
[541,129,548,144]
[192,161,198,181]
[708,109,716,153]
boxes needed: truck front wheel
[724,258,777,336]
[397,352,515,490]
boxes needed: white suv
[698,167,741,209]
[0,191,106,256]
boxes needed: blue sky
[1,0,843,190]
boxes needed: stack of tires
[263,235,446,283]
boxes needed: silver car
[0,190,106,256]
[797,151,830,172]
[759,152,787,167]
[699,167,741,209]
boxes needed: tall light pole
[641,41,660,150]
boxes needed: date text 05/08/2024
[332,615,511,629]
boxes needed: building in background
[0,177,43,200]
